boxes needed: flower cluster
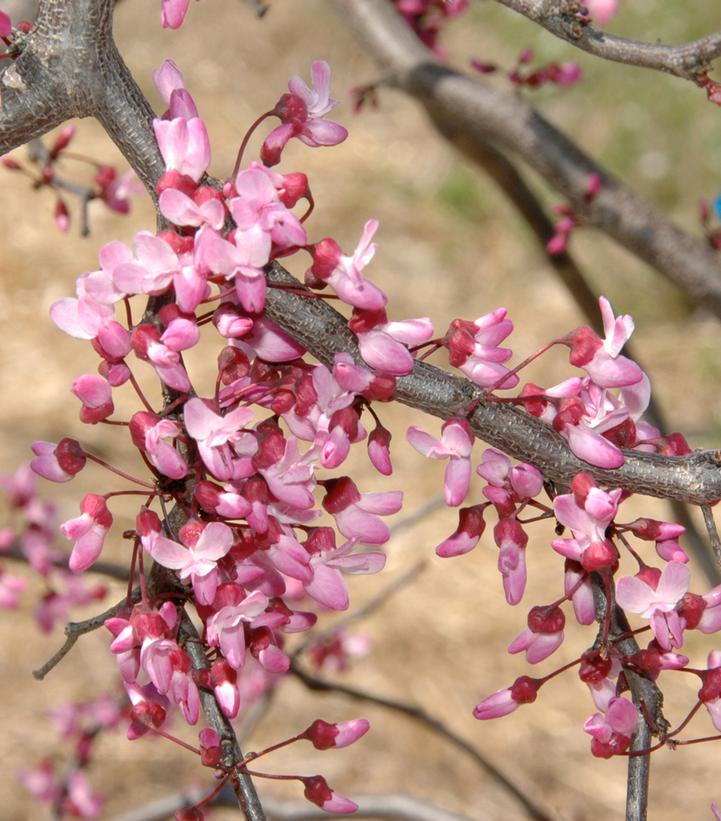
[25,57,428,816]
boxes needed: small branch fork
[494,0,721,81]
[330,0,721,320]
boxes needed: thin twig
[32,587,140,680]
[291,662,553,821]
[702,504,721,566]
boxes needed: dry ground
[2,1,721,819]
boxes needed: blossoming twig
[291,662,553,821]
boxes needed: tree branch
[32,588,140,680]
[494,0,721,81]
[330,0,721,320]
[291,662,553,821]
[178,611,267,821]
[264,263,721,504]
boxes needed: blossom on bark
[444,309,518,388]
[407,418,474,506]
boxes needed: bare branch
[32,588,139,680]
[331,0,721,319]
[495,0,721,81]
[291,662,553,821]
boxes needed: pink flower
[473,675,540,720]
[308,220,388,311]
[129,412,188,480]
[303,718,370,749]
[566,297,643,389]
[18,761,61,804]
[261,61,348,166]
[616,562,690,650]
[64,770,103,818]
[584,695,638,758]
[71,374,114,423]
[60,494,113,573]
[551,473,621,571]
[161,0,191,28]
[184,397,257,481]
[153,116,210,182]
[302,775,357,815]
[585,0,619,24]
[322,477,402,545]
[304,539,387,611]
[444,309,518,388]
[206,588,269,670]
[352,309,434,376]
[0,569,26,609]
[436,505,486,558]
[407,418,474,506]
[508,605,565,663]
[145,520,234,604]
[493,518,528,604]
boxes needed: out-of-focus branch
[291,662,553,821]
[32,588,140,680]
[331,0,721,319]
[495,0,721,81]
[111,786,476,821]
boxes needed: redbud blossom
[71,374,114,423]
[302,775,358,815]
[60,494,113,573]
[436,504,486,558]
[584,696,638,758]
[407,418,474,506]
[508,605,565,663]
[473,675,540,720]
[31,438,86,482]
[616,561,690,650]
[303,718,370,749]
[261,61,348,166]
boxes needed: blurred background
[1,1,721,818]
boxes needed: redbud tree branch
[494,0,721,81]
[330,0,721,320]
[290,662,553,821]
[3,1,720,504]
[32,588,140,680]
[414,71,719,582]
